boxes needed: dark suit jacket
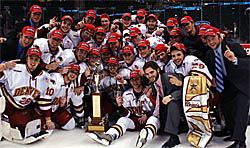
[205,39,249,97]
[151,72,182,121]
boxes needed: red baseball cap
[84,24,96,34]
[27,47,42,58]
[204,27,220,37]
[166,18,178,27]
[147,14,158,21]
[108,33,120,43]
[138,40,150,48]
[61,15,73,24]
[51,29,64,40]
[78,42,90,52]
[170,28,182,36]
[170,43,186,52]
[122,13,131,19]
[108,57,119,65]
[29,5,42,14]
[100,44,111,53]
[70,63,80,73]
[22,26,35,39]
[86,9,96,18]
[129,27,141,37]
[155,44,168,54]
[198,24,211,36]
[180,16,193,24]
[122,45,134,54]
[96,26,106,34]
[137,9,147,17]
[89,48,100,56]
[130,70,140,79]
[100,13,110,21]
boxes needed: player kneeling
[88,70,160,147]
[0,48,55,144]
[48,63,83,130]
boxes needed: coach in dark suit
[143,61,183,148]
[205,27,249,148]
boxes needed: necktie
[153,83,163,118]
[215,51,224,93]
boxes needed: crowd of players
[0,4,249,148]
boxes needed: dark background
[0,0,249,43]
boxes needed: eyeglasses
[123,53,132,57]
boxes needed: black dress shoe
[162,135,180,148]
[224,136,233,141]
[214,129,231,137]
[227,140,246,148]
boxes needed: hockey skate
[2,119,51,144]
[136,128,148,148]
[87,132,113,146]
[0,96,6,141]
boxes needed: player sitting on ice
[48,63,83,130]
[88,70,157,146]
[0,47,55,144]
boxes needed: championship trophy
[87,62,107,132]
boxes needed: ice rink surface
[1,126,249,148]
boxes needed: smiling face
[95,32,105,43]
[48,37,62,51]
[26,55,40,72]
[60,20,72,33]
[123,52,135,65]
[138,46,150,58]
[182,21,194,34]
[30,12,42,24]
[144,67,159,84]
[67,70,79,81]
[206,35,221,50]
[170,50,185,66]
[101,18,110,31]
[75,49,88,62]
[122,17,132,28]
[20,35,34,48]
[108,63,118,75]
[146,18,157,30]
[80,30,94,42]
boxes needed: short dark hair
[143,61,160,72]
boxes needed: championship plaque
[87,63,107,132]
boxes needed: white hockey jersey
[122,88,154,117]
[32,38,63,64]
[165,55,213,81]
[119,57,145,79]
[99,75,125,101]
[0,64,51,112]
[49,73,74,112]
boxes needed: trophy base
[87,125,106,133]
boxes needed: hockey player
[165,43,213,148]
[0,47,54,144]
[119,45,144,80]
[88,70,158,146]
[88,26,107,50]
[99,57,125,120]
[154,44,171,71]
[100,44,112,71]
[32,29,64,71]
[38,15,74,50]
[49,63,83,130]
